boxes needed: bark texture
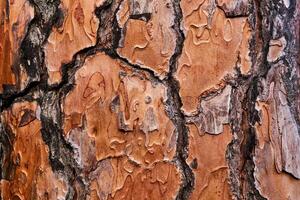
[0,0,299,199]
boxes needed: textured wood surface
[0,0,299,199]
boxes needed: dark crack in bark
[1,0,60,99]
[164,0,195,199]
[0,122,15,180]
[95,0,123,53]
[95,0,163,83]
[226,0,299,199]
[226,0,271,198]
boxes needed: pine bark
[0,0,299,199]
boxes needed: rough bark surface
[0,0,299,199]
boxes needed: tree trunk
[0,0,299,199]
